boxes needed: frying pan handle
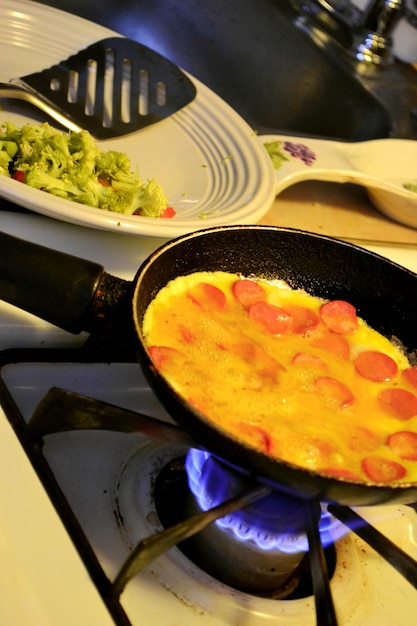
[0,231,135,341]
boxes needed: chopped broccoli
[0,139,19,176]
[0,149,13,176]
[25,165,83,199]
[0,140,18,159]
[0,122,170,218]
[78,177,137,214]
[134,178,170,217]
[95,149,133,180]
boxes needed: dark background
[36,0,416,139]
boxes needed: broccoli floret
[0,153,11,176]
[97,186,137,214]
[0,141,17,176]
[0,122,21,142]
[66,130,100,183]
[30,139,72,178]
[77,177,124,210]
[97,152,145,201]
[1,121,170,218]
[89,148,168,215]
[0,138,18,176]
[13,122,60,165]
[79,177,167,215]
[95,149,133,180]
[134,178,169,217]
[0,140,18,158]
[25,165,82,199]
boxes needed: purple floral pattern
[283,141,316,166]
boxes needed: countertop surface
[261,182,417,246]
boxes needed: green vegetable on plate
[0,122,173,218]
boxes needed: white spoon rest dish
[261,134,417,230]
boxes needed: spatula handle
[0,83,82,133]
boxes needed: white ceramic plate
[0,0,275,237]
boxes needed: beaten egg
[142,271,417,485]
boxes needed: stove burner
[185,449,308,594]
[186,449,344,552]
[155,452,337,597]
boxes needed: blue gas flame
[186,448,347,553]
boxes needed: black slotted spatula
[0,37,196,140]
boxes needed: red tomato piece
[248,301,292,335]
[239,423,273,454]
[231,341,257,361]
[188,283,227,310]
[310,332,350,360]
[231,279,265,307]
[179,326,193,343]
[147,345,178,369]
[160,206,176,218]
[361,455,407,482]
[319,300,359,334]
[347,426,379,452]
[402,366,417,389]
[286,305,319,334]
[292,352,327,370]
[378,388,417,420]
[12,170,25,183]
[354,350,398,382]
[201,283,226,309]
[98,177,111,186]
[231,342,284,384]
[321,467,361,481]
[314,376,355,408]
[387,431,417,460]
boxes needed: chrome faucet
[292,0,406,65]
[356,0,406,64]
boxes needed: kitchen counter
[261,181,417,247]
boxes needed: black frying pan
[2,225,417,506]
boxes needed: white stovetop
[1,210,417,626]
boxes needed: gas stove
[1,211,417,625]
